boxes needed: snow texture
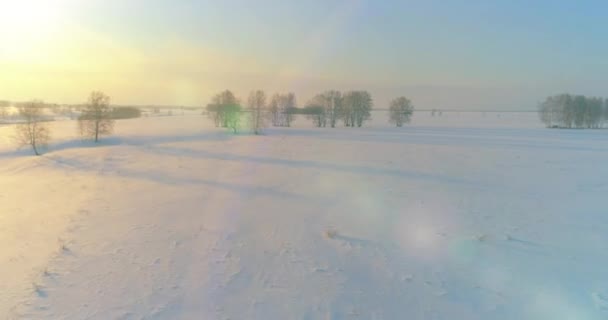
[1,111,607,319]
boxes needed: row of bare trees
[304,91,413,127]
[304,91,373,128]
[206,89,415,133]
[8,88,414,154]
[13,91,115,155]
[269,93,296,127]
[538,94,608,129]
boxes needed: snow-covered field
[1,111,608,319]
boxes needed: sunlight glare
[0,0,67,45]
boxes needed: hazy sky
[1,0,606,109]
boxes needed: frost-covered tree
[318,90,342,128]
[284,93,296,127]
[562,94,575,128]
[224,104,242,133]
[269,93,296,127]
[585,97,603,128]
[538,94,573,128]
[207,90,239,127]
[388,96,414,127]
[342,91,373,127]
[539,95,563,128]
[306,95,327,127]
[308,91,342,128]
[269,94,281,127]
[14,100,50,156]
[538,94,605,129]
[325,91,342,128]
[78,91,114,142]
[572,95,587,128]
[302,105,325,127]
[604,99,608,124]
[248,90,267,135]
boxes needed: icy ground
[1,112,608,319]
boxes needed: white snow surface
[1,111,608,319]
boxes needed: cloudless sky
[1,0,607,109]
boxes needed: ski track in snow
[1,112,608,319]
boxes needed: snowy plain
[1,111,608,319]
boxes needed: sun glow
[0,0,68,51]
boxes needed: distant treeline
[538,94,608,129]
[205,89,414,132]
[110,106,142,119]
[0,101,142,120]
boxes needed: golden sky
[1,0,606,109]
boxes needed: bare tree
[248,90,267,134]
[78,91,114,142]
[14,100,50,156]
[389,96,414,127]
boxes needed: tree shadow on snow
[266,127,608,153]
[0,131,233,158]
[40,153,314,203]
[145,144,485,188]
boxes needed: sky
[0,0,607,110]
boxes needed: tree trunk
[32,133,39,155]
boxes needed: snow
[1,111,608,319]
